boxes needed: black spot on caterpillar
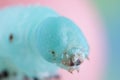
[9,34,13,42]
[0,70,9,79]
[51,51,55,55]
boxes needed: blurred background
[0,0,119,80]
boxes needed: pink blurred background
[0,0,107,80]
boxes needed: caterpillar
[0,6,89,80]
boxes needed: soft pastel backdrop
[0,0,119,80]
[94,0,120,80]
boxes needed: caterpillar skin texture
[0,6,89,79]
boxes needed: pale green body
[0,6,59,78]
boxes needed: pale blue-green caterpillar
[0,6,89,80]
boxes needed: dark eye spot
[76,59,81,66]
[51,51,55,54]
[51,51,56,57]
[9,34,13,42]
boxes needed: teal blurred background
[94,0,120,80]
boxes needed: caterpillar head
[37,16,89,73]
